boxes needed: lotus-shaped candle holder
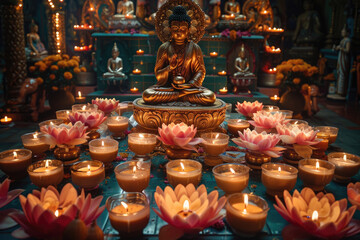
[235,100,263,118]
[10,183,105,239]
[68,111,107,131]
[249,110,286,133]
[274,188,360,239]
[92,98,119,115]
[153,184,226,239]
[348,182,360,210]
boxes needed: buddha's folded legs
[143,88,180,104]
[181,89,216,106]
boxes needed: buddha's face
[170,21,189,45]
[112,50,119,58]
[341,28,348,37]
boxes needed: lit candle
[213,163,250,195]
[107,116,129,140]
[273,110,293,119]
[89,7,95,11]
[0,116,12,125]
[28,160,64,188]
[210,52,218,57]
[0,149,32,179]
[219,87,228,95]
[38,119,64,128]
[229,14,235,20]
[261,163,298,197]
[262,105,279,112]
[226,193,269,236]
[21,132,49,157]
[314,126,338,145]
[298,159,335,191]
[130,87,139,94]
[270,94,280,102]
[127,133,157,159]
[114,160,151,192]
[71,160,105,190]
[76,91,86,103]
[328,152,360,183]
[177,200,193,218]
[106,193,150,236]
[56,110,71,123]
[72,103,98,113]
[201,132,229,166]
[166,159,202,187]
[227,119,250,136]
[132,69,141,75]
[218,70,227,76]
[287,119,308,126]
[136,49,144,55]
[89,139,119,164]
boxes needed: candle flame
[269,106,273,111]
[344,155,347,161]
[312,210,318,221]
[278,167,281,172]
[116,116,119,121]
[4,116,8,121]
[45,160,49,168]
[180,162,185,171]
[50,121,53,125]
[87,165,91,171]
[121,202,128,213]
[132,166,136,173]
[183,200,189,212]
[78,91,82,98]
[54,210,59,217]
[294,121,298,124]
[13,151,17,158]
[230,168,235,174]
[33,132,38,139]
[316,161,320,170]
[222,87,227,90]
[274,95,278,98]
[215,133,219,139]
[101,141,104,147]
[82,105,86,111]
[66,111,69,114]
[139,134,144,138]
[244,194,248,213]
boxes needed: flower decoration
[0,178,24,209]
[276,124,319,158]
[153,184,226,239]
[235,100,263,118]
[91,98,119,115]
[274,188,360,239]
[347,182,360,210]
[68,111,107,130]
[249,111,286,131]
[157,123,202,151]
[40,121,88,148]
[10,183,105,239]
[232,129,285,158]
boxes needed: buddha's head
[112,43,119,58]
[30,22,38,33]
[239,44,246,58]
[341,25,349,37]
[169,6,191,45]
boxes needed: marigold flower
[50,65,59,71]
[63,72,73,80]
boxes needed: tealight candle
[166,159,202,187]
[213,163,249,195]
[106,193,150,237]
[298,159,335,191]
[28,160,64,188]
[130,87,139,94]
[128,133,157,160]
[114,160,151,192]
[262,105,279,112]
[229,13,235,20]
[270,95,280,103]
[261,163,298,197]
[89,139,119,164]
[227,119,250,136]
[38,119,64,128]
[132,69,141,75]
[219,87,228,95]
[314,126,339,144]
[136,49,144,55]
[287,119,308,126]
[56,110,71,123]
[0,149,32,179]
[71,160,105,190]
[226,193,269,236]
[0,116,12,125]
[75,91,86,103]
[218,70,227,76]
[328,152,360,182]
[210,51,218,57]
[72,104,98,113]
[107,116,129,140]
[201,132,229,166]
[275,110,293,119]
[21,132,49,158]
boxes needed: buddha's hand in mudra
[172,83,193,90]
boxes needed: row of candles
[73,24,94,30]
[74,45,92,51]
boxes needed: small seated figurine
[103,43,126,79]
[234,44,254,77]
[26,21,48,58]
[222,0,246,20]
[114,0,134,19]
[143,6,215,106]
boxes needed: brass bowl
[173,76,185,85]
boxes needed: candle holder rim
[114,160,151,173]
[21,132,47,138]
[327,152,360,162]
[106,192,149,216]
[226,193,269,213]
[212,163,249,176]
[0,149,32,161]
[261,162,298,174]
[107,116,129,121]
[200,132,230,141]
[314,126,339,133]
[27,159,63,173]
[298,158,336,171]
[38,119,64,127]
[227,119,250,125]
[128,133,158,143]
[262,105,280,111]
[166,159,202,173]
[71,160,105,173]
[71,103,98,112]
[89,138,119,147]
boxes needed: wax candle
[227,119,250,136]
[0,149,32,179]
[130,87,139,94]
[261,163,298,197]
[314,126,338,144]
[21,132,49,157]
[218,70,227,76]
[28,160,64,188]
[106,193,150,236]
[219,87,228,95]
[38,119,64,128]
[298,159,335,191]
[89,139,118,164]
[226,193,269,236]
[213,163,249,194]
[287,119,308,126]
[0,116,12,125]
[229,14,235,20]
[128,133,157,159]
[75,91,86,103]
[262,105,279,112]
[136,49,144,55]
[132,69,141,75]
[274,110,293,119]
[201,132,229,166]
[71,160,105,190]
[328,152,360,182]
[166,159,202,187]
[210,52,218,57]
[72,104,98,113]
[270,95,280,103]
[56,110,71,123]
[107,116,129,140]
[114,160,151,192]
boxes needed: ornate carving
[133,98,226,132]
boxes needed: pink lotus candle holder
[250,110,286,133]
[92,98,119,115]
[347,182,360,210]
[235,100,263,119]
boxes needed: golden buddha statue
[234,44,253,77]
[26,21,48,58]
[115,0,134,19]
[103,43,126,78]
[222,0,246,20]
[142,6,215,106]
